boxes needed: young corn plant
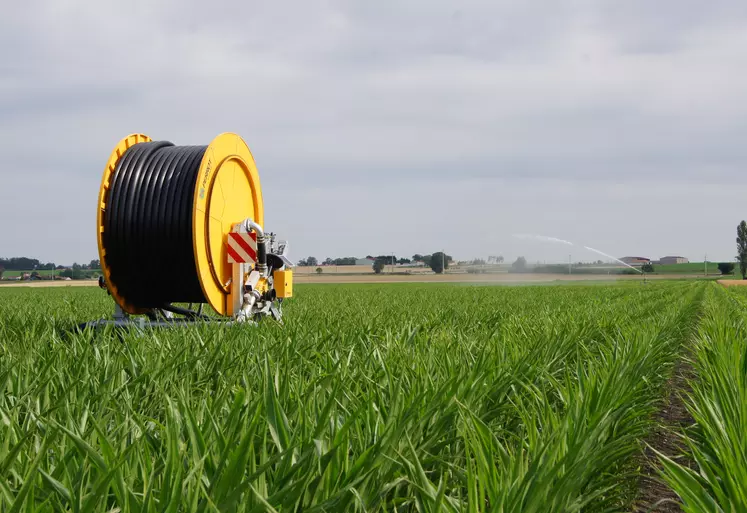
[0,281,703,512]
[659,284,747,512]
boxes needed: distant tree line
[468,257,509,265]
[0,257,55,270]
[323,257,357,266]
[373,253,453,274]
[297,256,319,267]
[0,257,101,271]
[296,253,455,274]
[0,257,101,280]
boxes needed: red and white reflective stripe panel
[226,232,258,264]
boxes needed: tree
[0,266,4,279]
[316,267,323,274]
[497,256,504,264]
[89,259,101,269]
[372,259,386,274]
[641,263,654,273]
[718,262,736,275]
[412,254,424,262]
[373,255,395,264]
[512,256,527,272]
[738,220,747,279]
[429,252,449,274]
[0,257,40,270]
[324,258,334,266]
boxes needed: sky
[1,0,747,266]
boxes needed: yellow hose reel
[89,132,293,329]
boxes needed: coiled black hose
[103,141,208,308]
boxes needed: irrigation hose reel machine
[84,132,294,331]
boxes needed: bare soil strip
[632,292,702,513]
[633,359,697,512]
[718,279,747,287]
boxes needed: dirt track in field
[633,357,697,513]
[718,279,747,287]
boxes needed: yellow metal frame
[98,132,264,317]
[192,133,264,316]
[274,269,293,298]
[97,133,153,315]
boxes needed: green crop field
[652,262,724,274]
[1,270,59,278]
[0,282,745,511]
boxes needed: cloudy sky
[1,0,746,265]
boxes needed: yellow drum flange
[97,133,153,315]
[97,132,264,317]
[192,133,264,316]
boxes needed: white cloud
[1,0,746,264]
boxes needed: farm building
[619,256,650,266]
[659,256,689,265]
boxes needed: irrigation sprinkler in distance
[510,233,653,283]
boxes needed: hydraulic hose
[102,141,207,308]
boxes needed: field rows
[659,284,747,512]
[0,281,743,511]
